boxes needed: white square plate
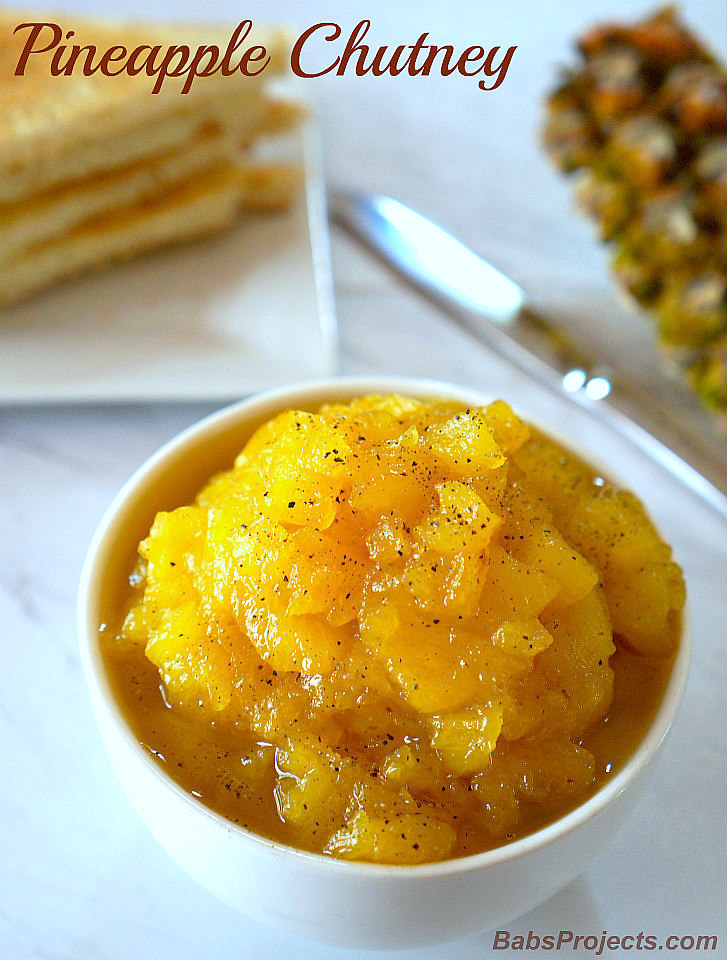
[0,124,336,404]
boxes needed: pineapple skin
[543,7,727,414]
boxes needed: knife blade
[329,187,726,517]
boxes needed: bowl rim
[78,374,691,879]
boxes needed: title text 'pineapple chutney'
[104,394,684,865]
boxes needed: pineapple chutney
[104,394,684,865]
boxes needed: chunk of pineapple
[427,408,506,474]
[140,506,205,612]
[382,742,447,793]
[145,601,234,714]
[241,603,349,675]
[286,527,367,625]
[482,400,531,454]
[416,481,501,556]
[505,479,599,607]
[325,807,457,864]
[479,545,561,626]
[361,601,483,713]
[490,619,554,658]
[404,549,486,617]
[430,703,504,776]
[274,738,352,844]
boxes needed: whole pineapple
[543,6,726,415]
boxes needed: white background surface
[1,1,725,957]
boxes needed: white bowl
[78,376,690,949]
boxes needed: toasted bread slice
[0,11,292,191]
[0,89,301,203]
[0,100,301,261]
[0,162,300,305]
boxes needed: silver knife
[329,188,726,518]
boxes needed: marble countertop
[2,1,725,957]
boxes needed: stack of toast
[0,13,301,306]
